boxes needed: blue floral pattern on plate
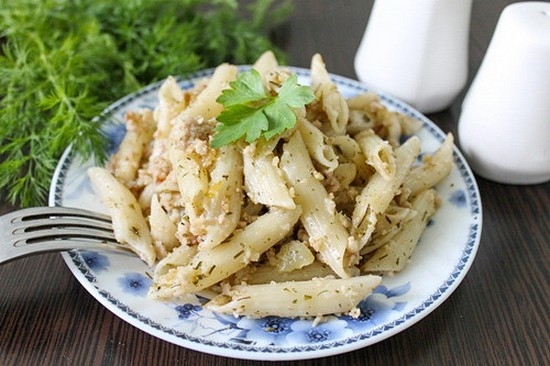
[49,67,482,361]
[79,251,110,273]
[118,272,152,297]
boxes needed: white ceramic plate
[49,67,482,361]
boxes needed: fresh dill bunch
[0,1,121,206]
[0,0,291,207]
[197,0,292,66]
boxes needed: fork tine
[1,206,135,265]
[10,227,118,246]
[2,207,113,240]
[7,206,111,223]
[10,216,113,233]
[4,207,115,242]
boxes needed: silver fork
[1,206,134,265]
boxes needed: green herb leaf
[211,69,315,148]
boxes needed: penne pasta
[205,275,382,318]
[149,193,179,257]
[238,260,336,285]
[176,63,238,121]
[367,204,417,253]
[310,53,349,135]
[360,189,439,272]
[109,109,155,185]
[154,243,197,277]
[271,240,316,272]
[149,206,302,299]
[87,167,156,266]
[153,76,189,140]
[356,129,396,180]
[252,50,280,79]
[243,139,296,209]
[92,52,455,319]
[297,118,339,172]
[352,136,421,252]
[280,131,353,278]
[403,133,454,197]
[331,134,372,182]
[170,141,209,224]
[195,144,244,250]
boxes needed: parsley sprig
[211,69,316,148]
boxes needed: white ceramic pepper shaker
[458,2,550,184]
[354,0,473,114]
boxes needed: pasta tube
[280,131,353,278]
[108,109,155,185]
[352,136,421,251]
[178,63,237,120]
[205,275,382,318]
[149,193,179,256]
[196,144,244,250]
[361,189,439,272]
[297,118,338,172]
[356,129,396,180]
[310,53,349,135]
[87,167,156,266]
[238,260,335,285]
[403,133,454,197]
[243,140,296,209]
[149,206,302,299]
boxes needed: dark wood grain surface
[1,1,549,365]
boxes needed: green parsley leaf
[216,70,268,107]
[211,69,316,148]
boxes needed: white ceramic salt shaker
[458,2,550,184]
[354,0,472,114]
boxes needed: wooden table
[1,1,548,365]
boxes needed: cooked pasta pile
[88,51,454,319]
